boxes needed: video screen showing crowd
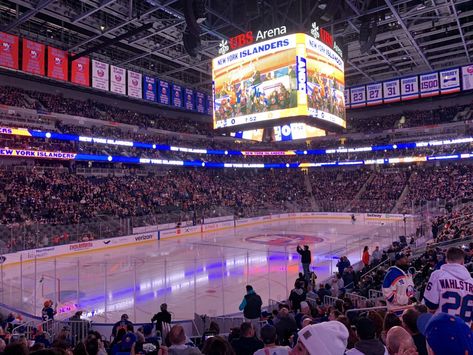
[214,58,297,121]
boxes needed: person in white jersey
[423,246,473,325]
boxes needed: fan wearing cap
[416,312,473,355]
[422,247,473,325]
[254,324,291,355]
[289,321,349,355]
[382,252,415,313]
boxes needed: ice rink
[1,217,415,323]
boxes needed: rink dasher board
[0,212,415,267]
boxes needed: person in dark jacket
[346,317,388,355]
[112,314,134,338]
[239,285,262,324]
[297,245,312,279]
[230,322,263,355]
[337,256,351,275]
[151,303,172,335]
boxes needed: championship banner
[158,80,170,105]
[22,39,45,76]
[143,76,157,102]
[366,83,382,106]
[420,72,439,98]
[382,79,400,103]
[350,86,366,108]
[401,76,419,100]
[71,56,90,86]
[0,32,19,70]
[172,84,183,108]
[344,89,350,108]
[439,68,460,94]
[110,65,126,95]
[196,92,205,113]
[47,46,68,81]
[462,65,473,91]
[127,70,142,99]
[184,88,195,111]
[92,60,109,91]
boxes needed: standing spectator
[296,245,312,280]
[422,247,473,325]
[346,317,388,355]
[112,314,134,338]
[362,246,370,269]
[401,309,427,355]
[151,303,172,336]
[331,273,345,298]
[289,281,306,312]
[343,266,356,291]
[230,322,264,355]
[41,300,57,321]
[382,253,415,313]
[337,256,351,276]
[254,324,291,355]
[371,246,382,266]
[168,325,202,355]
[239,285,262,326]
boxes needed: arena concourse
[1,1,473,355]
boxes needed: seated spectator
[346,317,388,355]
[290,321,348,355]
[417,313,473,355]
[201,336,235,355]
[401,309,427,355]
[385,326,417,355]
[230,322,264,355]
[168,325,201,355]
[274,308,297,347]
[253,324,291,355]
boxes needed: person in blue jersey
[382,252,416,313]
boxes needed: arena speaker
[182,0,206,57]
[359,16,378,54]
[319,0,342,22]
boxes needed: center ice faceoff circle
[244,233,324,246]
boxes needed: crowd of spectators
[1,86,473,140]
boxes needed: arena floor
[1,218,415,323]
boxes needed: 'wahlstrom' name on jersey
[423,263,473,324]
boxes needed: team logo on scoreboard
[245,234,323,246]
[218,40,230,55]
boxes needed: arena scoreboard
[212,29,346,132]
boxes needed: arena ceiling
[0,0,472,92]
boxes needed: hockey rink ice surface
[1,218,415,323]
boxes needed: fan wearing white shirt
[254,324,291,355]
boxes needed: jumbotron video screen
[212,33,346,131]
